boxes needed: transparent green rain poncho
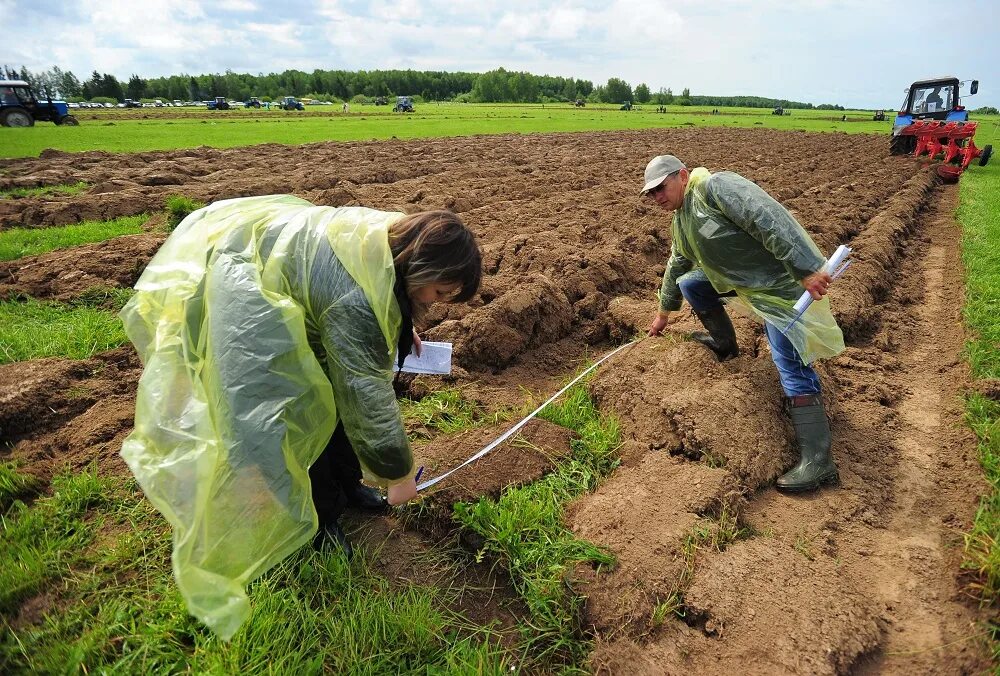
[120,195,414,639]
[659,168,845,363]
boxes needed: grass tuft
[401,388,481,435]
[0,182,88,200]
[453,380,621,666]
[0,466,110,615]
[0,463,41,510]
[70,286,136,312]
[165,195,205,230]
[0,214,147,261]
[962,393,1000,600]
[0,298,128,364]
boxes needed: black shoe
[344,482,389,512]
[692,307,739,361]
[313,520,354,558]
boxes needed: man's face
[646,169,688,211]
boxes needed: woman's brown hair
[389,210,482,304]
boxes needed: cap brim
[640,174,669,195]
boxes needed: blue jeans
[677,271,821,397]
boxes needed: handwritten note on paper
[395,341,453,375]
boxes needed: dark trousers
[309,423,362,527]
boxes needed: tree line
[3,64,829,109]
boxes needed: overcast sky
[3,0,998,108]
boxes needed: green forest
[4,63,837,109]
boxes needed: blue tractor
[206,96,231,111]
[392,96,414,113]
[1,79,79,127]
[890,76,979,155]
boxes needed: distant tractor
[772,106,785,116]
[393,96,414,112]
[0,79,79,127]
[245,97,262,109]
[574,99,586,107]
[890,76,991,181]
[279,96,304,111]
[207,97,231,111]
[620,100,632,111]
[374,96,387,106]
[873,109,886,121]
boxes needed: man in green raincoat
[643,155,844,493]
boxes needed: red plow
[895,120,993,182]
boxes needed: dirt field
[0,128,992,672]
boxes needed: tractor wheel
[1,108,34,127]
[889,134,915,156]
[980,145,993,167]
[56,115,80,126]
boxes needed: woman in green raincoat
[119,195,481,639]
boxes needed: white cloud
[4,0,997,107]
[218,0,258,9]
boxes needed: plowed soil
[0,128,991,672]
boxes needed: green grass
[3,103,982,158]
[70,286,136,312]
[956,118,1000,664]
[401,389,485,436]
[0,299,128,363]
[0,463,41,509]
[0,467,108,615]
[453,382,621,667]
[0,182,88,199]
[165,195,204,230]
[0,214,147,261]
[0,469,510,674]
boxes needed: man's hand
[648,310,674,336]
[412,329,423,357]
[801,271,833,301]
[388,478,418,505]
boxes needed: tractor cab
[0,79,78,127]
[895,77,976,130]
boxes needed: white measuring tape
[416,338,641,492]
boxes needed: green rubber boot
[777,395,839,492]
[692,306,739,361]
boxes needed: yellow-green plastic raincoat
[120,195,414,639]
[658,168,845,363]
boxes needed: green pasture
[0,103,936,158]
[955,118,1000,662]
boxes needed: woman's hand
[388,478,418,505]
[412,329,423,357]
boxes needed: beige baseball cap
[641,155,686,194]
